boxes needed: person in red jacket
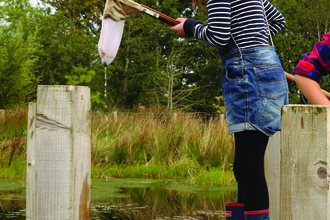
[294,33,330,105]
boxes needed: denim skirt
[219,45,289,137]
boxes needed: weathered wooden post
[113,111,117,122]
[27,102,37,219]
[0,109,5,125]
[280,105,330,219]
[26,85,91,220]
[173,112,177,121]
[265,131,281,220]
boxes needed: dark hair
[192,0,207,9]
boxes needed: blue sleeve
[183,19,201,37]
[183,0,231,48]
[263,0,286,37]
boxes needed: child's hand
[170,18,189,38]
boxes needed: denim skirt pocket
[253,63,287,100]
[225,61,244,82]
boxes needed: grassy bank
[0,109,236,187]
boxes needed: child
[171,0,288,220]
[294,33,330,105]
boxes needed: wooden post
[265,131,281,220]
[26,85,91,220]
[27,103,36,220]
[173,112,177,121]
[280,105,330,220]
[0,109,4,125]
[113,111,117,122]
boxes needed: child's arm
[173,0,231,48]
[294,75,330,105]
[263,0,286,36]
[293,33,330,105]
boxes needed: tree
[33,11,98,86]
[40,0,204,110]
[152,46,201,111]
[273,0,330,104]
[4,0,330,111]
[97,0,197,110]
[0,0,40,108]
[41,0,106,35]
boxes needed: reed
[0,109,27,180]
[92,112,234,167]
[91,112,235,186]
[1,108,236,186]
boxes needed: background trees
[1,0,329,111]
[0,0,40,109]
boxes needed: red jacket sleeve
[293,33,330,83]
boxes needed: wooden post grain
[27,103,37,220]
[280,105,330,220]
[27,85,91,220]
[265,131,281,220]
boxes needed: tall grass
[92,112,235,186]
[0,109,236,186]
[0,109,27,180]
[92,113,235,166]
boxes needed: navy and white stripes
[183,0,285,49]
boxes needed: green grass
[0,158,26,180]
[194,167,236,186]
[92,163,236,186]
[0,108,236,187]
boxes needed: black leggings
[233,131,269,211]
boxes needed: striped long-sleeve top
[293,33,330,83]
[183,0,286,49]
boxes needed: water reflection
[90,178,237,220]
[0,181,26,220]
[0,179,237,220]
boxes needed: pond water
[0,178,237,220]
